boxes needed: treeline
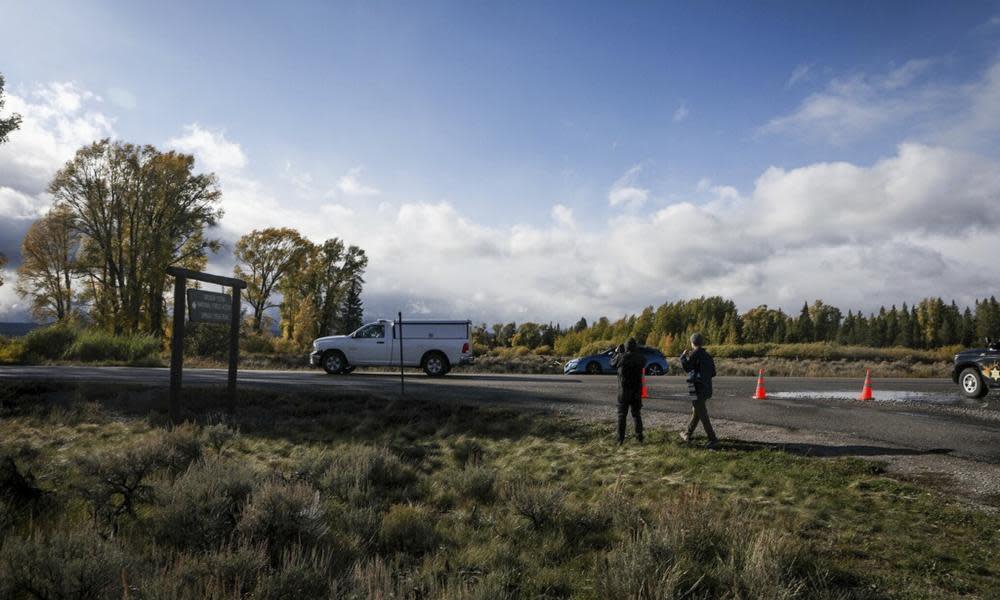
[7,137,366,348]
[472,296,1000,357]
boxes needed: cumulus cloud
[335,166,380,196]
[608,165,649,209]
[166,124,247,173]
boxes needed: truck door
[347,323,390,366]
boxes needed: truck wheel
[959,367,988,399]
[586,361,601,374]
[423,352,449,377]
[322,351,348,375]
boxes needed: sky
[1,0,1000,326]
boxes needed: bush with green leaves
[0,529,129,600]
[21,323,78,360]
[149,457,256,552]
[64,329,161,363]
[442,464,497,505]
[378,503,439,556]
[238,481,328,558]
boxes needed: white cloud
[762,58,945,145]
[673,102,689,122]
[336,166,380,196]
[166,124,247,173]
[608,165,649,209]
[0,82,115,195]
[785,63,813,89]
[551,204,574,227]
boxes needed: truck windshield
[354,324,384,338]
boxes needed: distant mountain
[0,322,42,337]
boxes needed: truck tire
[321,350,348,375]
[422,351,449,377]
[959,367,988,399]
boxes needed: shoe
[617,439,624,446]
[636,436,644,444]
[705,440,720,450]
[679,432,691,443]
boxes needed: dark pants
[617,390,643,442]
[686,395,717,442]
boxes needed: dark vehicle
[564,346,669,376]
[952,338,1000,399]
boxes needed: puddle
[768,391,960,405]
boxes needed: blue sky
[2,1,1000,324]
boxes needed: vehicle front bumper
[310,351,322,367]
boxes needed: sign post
[166,267,247,424]
[398,311,405,396]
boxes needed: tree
[277,238,367,339]
[15,206,80,321]
[338,277,365,333]
[234,228,307,333]
[48,140,222,334]
[0,73,22,144]
[796,302,814,343]
[0,253,6,287]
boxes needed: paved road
[2,366,998,463]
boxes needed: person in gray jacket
[679,332,719,449]
[611,338,646,445]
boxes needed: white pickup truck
[309,319,474,376]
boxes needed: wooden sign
[187,289,231,324]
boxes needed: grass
[0,381,996,598]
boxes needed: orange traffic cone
[752,369,767,400]
[858,369,874,401]
[641,371,649,399]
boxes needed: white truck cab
[310,319,474,376]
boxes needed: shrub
[595,488,829,599]
[149,458,256,551]
[157,423,206,473]
[512,345,532,357]
[504,479,566,530]
[578,339,616,358]
[0,337,26,364]
[242,333,276,354]
[450,437,485,467]
[444,465,497,505]
[238,481,328,557]
[185,322,231,358]
[0,456,47,531]
[135,541,269,599]
[204,422,239,453]
[65,329,161,363]
[0,529,129,600]
[533,344,553,356]
[297,445,419,506]
[21,323,77,361]
[379,503,439,556]
[253,546,333,600]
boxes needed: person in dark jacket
[679,332,719,448]
[611,338,646,445]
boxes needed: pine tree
[797,302,814,343]
[339,278,364,333]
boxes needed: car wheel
[586,361,602,375]
[423,352,449,377]
[959,367,988,399]
[322,351,347,375]
[646,364,663,376]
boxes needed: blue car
[564,346,670,376]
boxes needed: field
[1,381,997,599]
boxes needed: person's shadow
[720,440,953,458]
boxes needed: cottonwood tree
[15,206,80,321]
[277,238,367,341]
[48,139,222,334]
[233,227,307,333]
